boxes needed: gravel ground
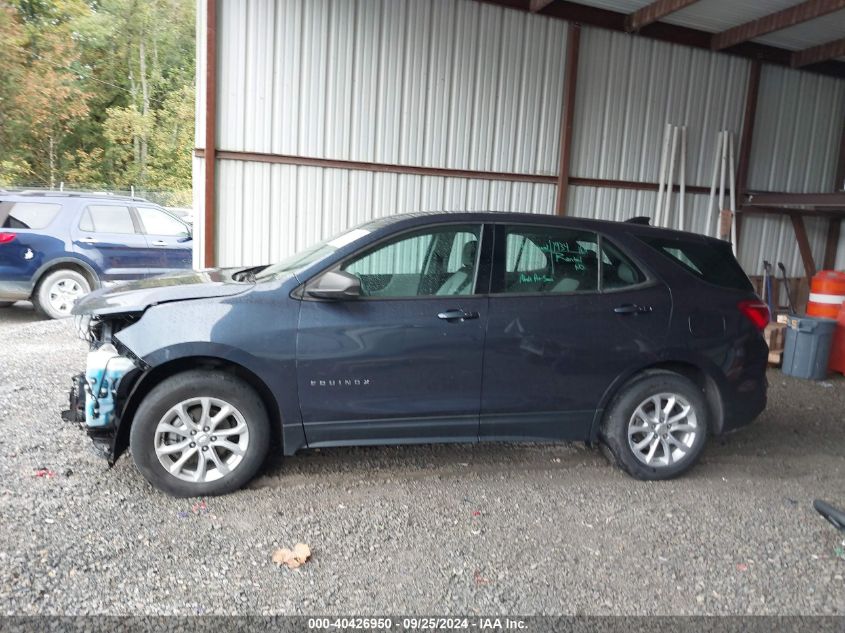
[0,301,844,616]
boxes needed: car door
[134,206,193,274]
[480,223,672,442]
[296,223,490,447]
[71,204,150,282]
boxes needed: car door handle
[614,304,653,315]
[152,240,168,246]
[437,309,480,322]
[79,237,97,244]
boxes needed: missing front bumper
[61,372,114,459]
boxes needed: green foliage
[0,0,194,198]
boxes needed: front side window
[79,205,135,234]
[497,226,599,294]
[137,207,189,237]
[0,202,62,229]
[341,225,481,298]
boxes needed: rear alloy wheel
[601,371,708,480]
[131,370,270,497]
[34,269,91,319]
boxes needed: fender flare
[32,256,101,290]
[110,343,302,463]
[588,352,726,442]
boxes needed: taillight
[738,300,770,330]
[0,232,16,244]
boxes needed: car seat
[436,240,477,295]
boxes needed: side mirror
[306,270,361,300]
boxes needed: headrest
[462,240,477,267]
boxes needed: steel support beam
[624,0,701,32]
[203,0,217,268]
[711,0,845,51]
[555,23,581,216]
[478,0,845,79]
[792,37,845,68]
[791,213,817,279]
[529,0,556,12]
[823,217,841,270]
[745,192,845,208]
[734,60,762,255]
[837,112,845,192]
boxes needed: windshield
[254,226,373,281]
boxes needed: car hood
[72,269,254,316]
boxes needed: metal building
[193,0,845,287]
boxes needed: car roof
[367,211,726,246]
[0,191,153,204]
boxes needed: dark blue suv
[66,212,769,496]
[0,192,192,318]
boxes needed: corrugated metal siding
[213,159,555,267]
[572,27,750,188]
[748,65,845,193]
[738,214,827,278]
[216,0,567,175]
[567,184,828,276]
[198,0,845,275]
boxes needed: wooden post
[555,23,581,216]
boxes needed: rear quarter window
[638,235,752,291]
[0,201,62,230]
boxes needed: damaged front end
[62,314,146,462]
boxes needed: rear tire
[600,371,709,480]
[33,268,91,319]
[130,370,270,497]
[0,301,14,308]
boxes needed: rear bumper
[720,372,768,433]
[718,335,769,434]
[0,279,33,301]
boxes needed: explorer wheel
[130,371,270,497]
[600,371,708,480]
[34,269,91,319]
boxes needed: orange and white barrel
[807,271,845,319]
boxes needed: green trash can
[782,315,837,380]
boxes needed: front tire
[600,371,709,480]
[130,371,271,497]
[34,268,91,319]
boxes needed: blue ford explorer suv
[0,192,192,318]
[65,212,768,497]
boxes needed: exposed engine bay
[62,313,146,460]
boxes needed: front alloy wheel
[155,397,250,483]
[131,371,270,497]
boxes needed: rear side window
[0,201,62,229]
[80,205,136,234]
[498,226,600,294]
[638,235,752,291]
